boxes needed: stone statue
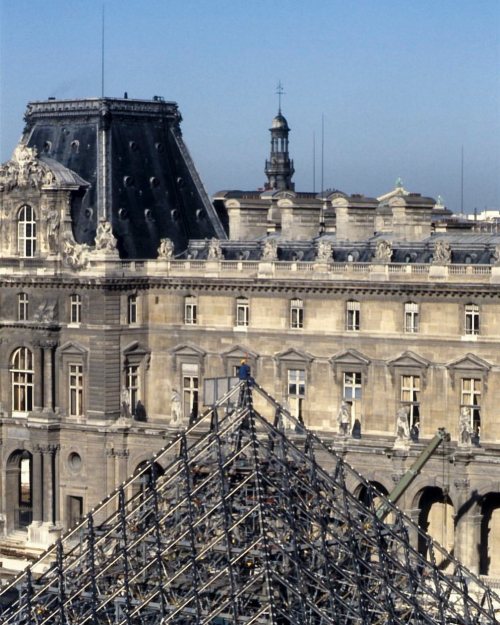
[94,220,117,252]
[171,390,182,425]
[46,207,60,253]
[207,237,223,260]
[395,406,410,443]
[492,245,500,266]
[316,239,333,262]
[261,238,278,261]
[433,239,451,265]
[121,387,131,419]
[458,407,472,446]
[337,401,352,436]
[374,239,393,262]
[62,234,91,271]
[157,237,174,259]
[0,143,45,191]
[33,300,57,323]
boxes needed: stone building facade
[0,97,499,584]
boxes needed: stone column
[41,445,58,525]
[33,344,44,412]
[41,341,57,413]
[453,478,481,574]
[114,449,129,487]
[106,448,116,494]
[31,447,43,524]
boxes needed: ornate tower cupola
[264,83,295,191]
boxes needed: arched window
[11,347,34,413]
[18,205,37,257]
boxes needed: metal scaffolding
[0,380,498,624]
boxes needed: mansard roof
[23,97,226,259]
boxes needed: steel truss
[0,381,498,624]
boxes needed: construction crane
[376,427,450,521]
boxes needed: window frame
[184,296,197,325]
[68,363,84,417]
[460,377,481,435]
[18,292,29,322]
[287,368,306,423]
[125,364,140,416]
[70,294,82,325]
[17,205,37,258]
[464,303,479,336]
[404,302,419,334]
[236,297,249,327]
[343,371,362,422]
[346,300,360,332]
[290,299,304,330]
[182,363,199,421]
[11,347,34,415]
[127,295,138,325]
[400,374,420,428]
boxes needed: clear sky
[0,0,499,212]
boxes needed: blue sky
[0,0,499,212]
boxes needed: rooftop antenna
[101,4,105,97]
[313,132,316,194]
[321,114,325,195]
[460,145,464,214]
[276,80,284,113]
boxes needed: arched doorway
[480,493,500,576]
[418,487,454,570]
[6,450,33,531]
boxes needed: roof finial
[276,80,285,114]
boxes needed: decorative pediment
[446,353,491,372]
[170,343,206,359]
[330,349,370,383]
[275,348,313,364]
[387,351,430,370]
[387,351,430,387]
[123,341,151,369]
[330,349,370,368]
[446,353,491,390]
[58,341,88,357]
[171,343,206,372]
[222,345,259,361]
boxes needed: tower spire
[276,80,285,114]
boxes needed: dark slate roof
[24,97,226,259]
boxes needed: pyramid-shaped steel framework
[0,382,499,624]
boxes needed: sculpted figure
[492,245,500,266]
[458,407,472,446]
[433,239,451,265]
[395,406,410,442]
[207,237,223,260]
[261,237,278,261]
[95,220,117,252]
[121,386,131,419]
[62,234,91,270]
[171,390,182,425]
[337,400,352,436]
[374,239,393,262]
[46,207,60,253]
[316,239,333,262]
[0,143,45,190]
[157,237,174,259]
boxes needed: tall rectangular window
[461,378,481,434]
[343,372,362,421]
[18,293,28,321]
[127,295,137,324]
[236,298,249,327]
[18,205,37,258]
[346,300,360,331]
[290,299,304,329]
[287,369,305,422]
[126,364,140,415]
[465,304,479,335]
[184,296,197,325]
[70,294,82,324]
[69,364,83,417]
[401,375,420,427]
[182,364,199,421]
[404,302,419,333]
